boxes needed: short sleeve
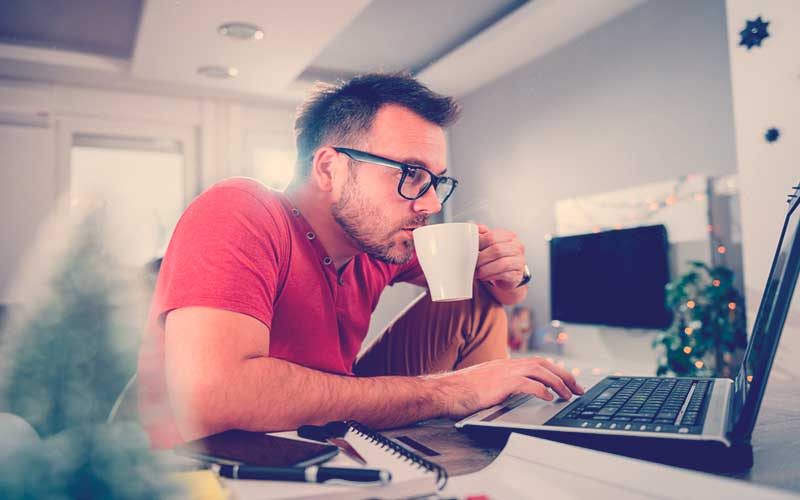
[152,184,287,329]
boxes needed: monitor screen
[550,224,672,329]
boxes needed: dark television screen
[550,224,671,329]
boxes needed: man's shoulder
[196,177,286,213]
[208,177,280,201]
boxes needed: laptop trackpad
[482,396,577,425]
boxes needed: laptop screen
[732,187,800,438]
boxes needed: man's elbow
[167,372,229,442]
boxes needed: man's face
[331,105,448,264]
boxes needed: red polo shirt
[137,178,422,448]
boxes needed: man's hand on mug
[476,224,527,290]
[429,357,586,420]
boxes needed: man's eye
[406,169,417,179]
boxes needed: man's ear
[310,146,341,192]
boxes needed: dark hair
[293,72,461,179]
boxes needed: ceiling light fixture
[197,65,239,79]
[218,22,264,41]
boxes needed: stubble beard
[331,172,427,265]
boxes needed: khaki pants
[353,282,510,377]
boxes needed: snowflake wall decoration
[765,127,780,143]
[739,16,770,50]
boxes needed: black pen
[212,464,392,484]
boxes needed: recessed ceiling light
[218,22,264,41]
[197,65,239,79]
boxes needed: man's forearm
[176,356,445,441]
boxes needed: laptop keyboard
[547,377,713,435]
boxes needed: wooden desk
[383,379,800,494]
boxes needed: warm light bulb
[728,302,737,310]
[684,327,694,335]
[687,300,696,309]
[713,280,721,287]
[695,361,704,369]
[683,346,692,354]
[746,375,753,383]
[717,245,727,254]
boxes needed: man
[138,73,583,448]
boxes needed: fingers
[478,228,517,251]
[476,236,525,283]
[514,357,585,397]
[476,258,524,284]
[476,240,523,266]
[530,357,585,395]
[516,379,554,401]
[520,363,573,400]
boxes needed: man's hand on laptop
[427,357,586,419]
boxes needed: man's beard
[331,172,428,264]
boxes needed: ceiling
[0,0,644,106]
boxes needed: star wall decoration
[739,16,770,50]
[765,127,780,143]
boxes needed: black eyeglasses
[333,147,458,205]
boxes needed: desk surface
[383,378,800,495]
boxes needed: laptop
[456,182,800,472]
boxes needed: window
[70,134,185,267]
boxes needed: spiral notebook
[224,420,447,500]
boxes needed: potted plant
[653,261,747,377]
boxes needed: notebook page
[443,433,798,500]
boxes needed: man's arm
[165,306,583,442]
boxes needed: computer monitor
[549,225,672,329]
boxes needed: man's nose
[411,186,442,215]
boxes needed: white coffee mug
[412,222,479,302]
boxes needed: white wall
[445,0,740,373]
[725,0,800,379]
[448,0,737,363]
